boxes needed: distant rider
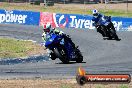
[92,9,119,40]
[92,9,107,37]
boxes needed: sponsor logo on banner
[0,9,40,25]
[40,12,56,27]
[58,15,68,28]
[69,15,94,29]
[40,13,132,31]
[53,14,68,28]
[53,14,94,29]
[0,10,27,24]
[53,14,123,30]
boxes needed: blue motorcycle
[95,16,119,40]
[45,32,83,64]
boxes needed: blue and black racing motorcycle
[45,32,83,64]
[95,16,119,40]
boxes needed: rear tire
[75,48,83,63]
[53,46,69,64]
[110,29,119,40]
[108,23,119,40]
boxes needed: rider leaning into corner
[92,9,120,40]
[41,22,76,60]
[92,9,106,37]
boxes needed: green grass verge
[99,10,132,17]
[0,2,132,17]
[0,38,44,59]
[119,84,128,88]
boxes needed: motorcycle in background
[95,16,120,40]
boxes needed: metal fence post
[127,0,128,12]
[84,0,86,15]
[44,0,47,7]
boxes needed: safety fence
[0,9,132,31]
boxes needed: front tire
[50,53,56,60]
[53,46,69,64]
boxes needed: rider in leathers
[42,23,76,60]
[92,9,117,39]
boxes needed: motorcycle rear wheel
[110,28,119,40]
[75,48,83,63]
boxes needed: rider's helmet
[92,9,99,18]
[43,22,51,33]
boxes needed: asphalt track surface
[0,24,132,79]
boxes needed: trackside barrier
[40,12,94,29]
[0,9,132,31]
[0,9,40,25]
[112,17,132,31]
[40,12,132,31]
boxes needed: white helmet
[92,9,99,18]
[42,23,51,32]
[46,22,51,29]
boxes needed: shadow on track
[56,61,86,64]
[103,37,121,41]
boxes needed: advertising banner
[39,12,56,27]
[52,13,132,31]
[53,13,94,29]
[1,8,130,31]
[0,9,40,25]
[112,17,132,31]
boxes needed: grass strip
[0,37,45,59]
[0,2,132,17]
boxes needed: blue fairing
[65,42,75,60]
[99,16,111,26]
[45,33,75,60]
[92,14,111,26]
[45,34,55,46]
[45,33,62,48]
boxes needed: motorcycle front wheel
[50,52,56,60]
[53,46,69,64]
